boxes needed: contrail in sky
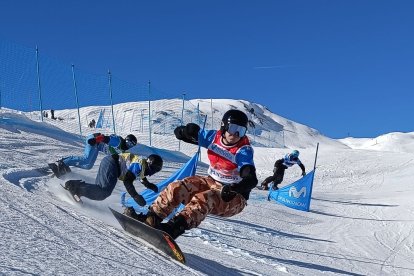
[254,65,303,69]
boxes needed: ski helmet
[146,154,163,173]
[125,134,137,148]
[292,150,299,157]
[220,109,249,137]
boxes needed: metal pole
[210,98,213,128]
[148,80,151,146]
[35,46,43,121]
[179,92,185,151]
[313,143,319,171]
[197,103,200,126]
[71,65,82,136]
[108,70,116,134]
[130,109,135,132]
[0,38,2,110]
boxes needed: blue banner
[121,151,200,214]
[268,170,315,211]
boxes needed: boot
[161,214,188,240]
[261,180,269,190]
[57,159,71,174]
[64,180,84,193]
[272,184,279,191]
[64,180,84,202]
[145,208,163,230]
[123,207,147,222]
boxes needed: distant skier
[49,133,137,177]
[124,109,258,240]
[260,150,306,190]
[64,153,163,204]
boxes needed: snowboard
[60,183,83,204]
[109,207,186,264]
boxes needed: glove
[141,178,159,193]
[174,123,200,145]
[220,185,238,202]
[184,123,200,142]
[88,135,104,146]
[133,194,147,206]
[301,171,306,177]
[145,182,159,193]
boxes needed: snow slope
[1,108,414,276]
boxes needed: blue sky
[0,0,413,139]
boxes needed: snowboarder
[125,109,258,240]
[260,150,306,190]
[64,153,163,204]
[49,133,137,177]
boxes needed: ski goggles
[226,123,247,137]
[126,140,136,148]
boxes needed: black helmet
[146,154,163,173]
[125,134,137,148]
[220,109,249,137]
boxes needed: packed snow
[1,99,414,276]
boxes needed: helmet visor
[148,164,162,175]
[226,123,247,137]
[126,140,136,148]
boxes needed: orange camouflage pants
[150,175,247,229]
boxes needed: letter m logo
[289,187,306,198]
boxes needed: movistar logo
[289,187,306,198]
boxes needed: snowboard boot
[272,184,279,191]
[261,180,269,190]
[145,208,164,230]
[57,159,71,174]
[123,207,147,222]
[48,162,62,178]
[64,180,85,202]
[64,180,84,194]
[160,214,188,240]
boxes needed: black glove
[141,177,159,193]
[88,135,104,146]
[133,194,147,206]
[301,171,306,177]
[145,182,159,193]
[220,185,238,202]
[184,123,200,141]
[174,123,200,145]
[88,138,97,146]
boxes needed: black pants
[264,165,286,186]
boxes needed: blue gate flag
[96,109,104,128]
[121,151,200,214]
[268,170,315,211]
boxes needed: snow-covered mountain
[20,98,350,152]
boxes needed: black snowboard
[109,207,186,264]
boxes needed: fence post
[71,64,82,136]
[197,103,200,126]
[148,80,151,147]
[210,98,213,128]
[0,38,2,110]
[35,46,43,121]
[178,92,185,151]
[130,109,135,132]
[108,70,116,134]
